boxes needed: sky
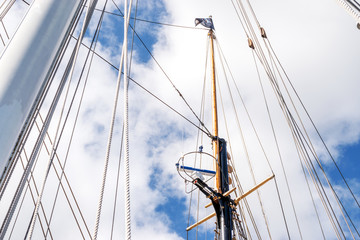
[0,0,360,239]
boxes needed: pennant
[195,18,214,30]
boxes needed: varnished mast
[208,24,233,240]
[189,17,234,240]
[209,29,222,193]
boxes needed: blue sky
[0,0,360,239]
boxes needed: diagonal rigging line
[42,1,109,239]
[70,42,213,139]
[34,118,88,239]
[111,0,138,238]
[242,0,359,210]
[11,153,52,239]
[25,0,98,238]
[92,7,208,30]
[264,38,360,210]
[129,75,212,138]
[215,39,272,240]
[258,32,359,236]
[111,0,213,138]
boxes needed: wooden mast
[209,23,233,240]
[209,29,221,193]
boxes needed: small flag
[195,18,214,30]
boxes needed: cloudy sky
[1,0,360,239]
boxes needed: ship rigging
[0,0,359,239]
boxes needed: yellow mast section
[209,30,221,193]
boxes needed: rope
[110,0,139,237]
[0,2,83,202]
[11,153,51,239]
[1,20,9,39]
[0,2,85,238]
[71,32,213,138]
[111,0,213,139]
[25,1,98,238]
[0,0,15,21]
[123,0,133,239]
[265,38,360,210]
[217,72,260,240]
[32,119,88,239]
[92,24,125,240]
[94,7,208,30]
[214,35,273,239]
[186,39,209,240]
[260,32,359,237]
[300,160,326,239]
[44,1,107,238]
[291,114,359,238]
[263,56,347,238]
[68,37,212,137]
[336,0,360,24]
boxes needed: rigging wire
[289,111,348,238]
[92,4,126,240]
[257,48,344,239]
[10,152,52,240]
[186,36,210,240]
[270,48,359,237]
[246,0,360,213]
[123,0,133,239]
[260,44,352,238]
[128,76,213,138]
[110,0,139,236]
[264,37,360,210]
[231,1,359,238]
[290,113,359,238]
[225,5,303,235]
[0,0,85,202]
[25,1,99,238]
[70,38,212,138]
[259,49,347,239]
[0,2,86,238]
[336,0,360,24]
[1,20,9,39]
[214,38,273,240]
[227,1,360,238]
[210,35,261,239]
[111,0,213,139]
[5,0,357,238]
[32,120,88,239]
[217,72,258,240]
[254,23,359,236]
[94,6,208,30]
[0,0,15,21]
[196,37,209,240]
[249,48,302,239]
[110,0,138,239]
[43,1,109,238]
